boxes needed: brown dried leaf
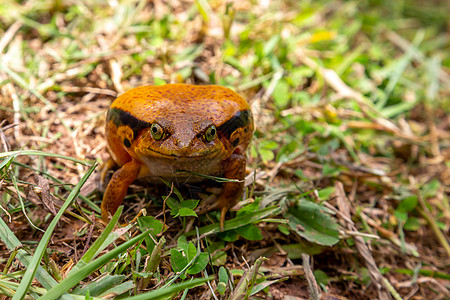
[26,174,58,215]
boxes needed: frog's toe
[196,194,219,215]
[220,206,228,231]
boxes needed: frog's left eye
[150,123,164,140]
[204,125,217,142]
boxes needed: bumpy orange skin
[102,84,253,228]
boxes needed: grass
[0,0,449,299]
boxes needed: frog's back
[110,84,250,127]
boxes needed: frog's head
[107,84,253,162]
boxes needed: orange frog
[101,84,254,228]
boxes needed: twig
[335,181,394,300]
[342,230,380,239]
[423,98,442,159]
[162,183,174,230]
[0,21,22,54]
[0,120,10,153]
[2,83,22,146]
[108,59,125,94]
[323,200,354,226]
[60,86,117,97]
[204,269,219,300]
[302,254,320,300]
[81,212,96,257]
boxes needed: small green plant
[170,236,209,279]
[217,266,228,295]
[285,197,340,247]
[159,178,200,229]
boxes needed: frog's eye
[150,123,164,140]
[204,125,217,142]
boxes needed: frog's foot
[195,191,219,214]
[194,193,228,231]
[203,194,241,231]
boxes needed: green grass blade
[175,170,243,183]
[80,206,123,263]
[66,207,127,277]
[125,276,214,300]
[0,154,17,171]
[0,279,47,296]
[39,228,152,300]
[0,218,23,250]
[0,218,63,293]
[380,101,417,118]
[71,274,127,296]
[184,206,281,237]
[376,30,424,110]
[12,163,97,300]
[250,278,288,296]
[230,257,265,300]
[65,296,104,300]
[426,55,440,101]
[97,280,134,297]
[92,223,134,259]
[10,171,43,233]
[194,0,211,22]
[0,150,89,165]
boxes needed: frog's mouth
[142,147,221,159]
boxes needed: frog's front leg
[101,160,141,221]
[216,153,246,230]
[99,158,117,191]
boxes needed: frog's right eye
[203,125,217,142]
[150,123,164,140]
